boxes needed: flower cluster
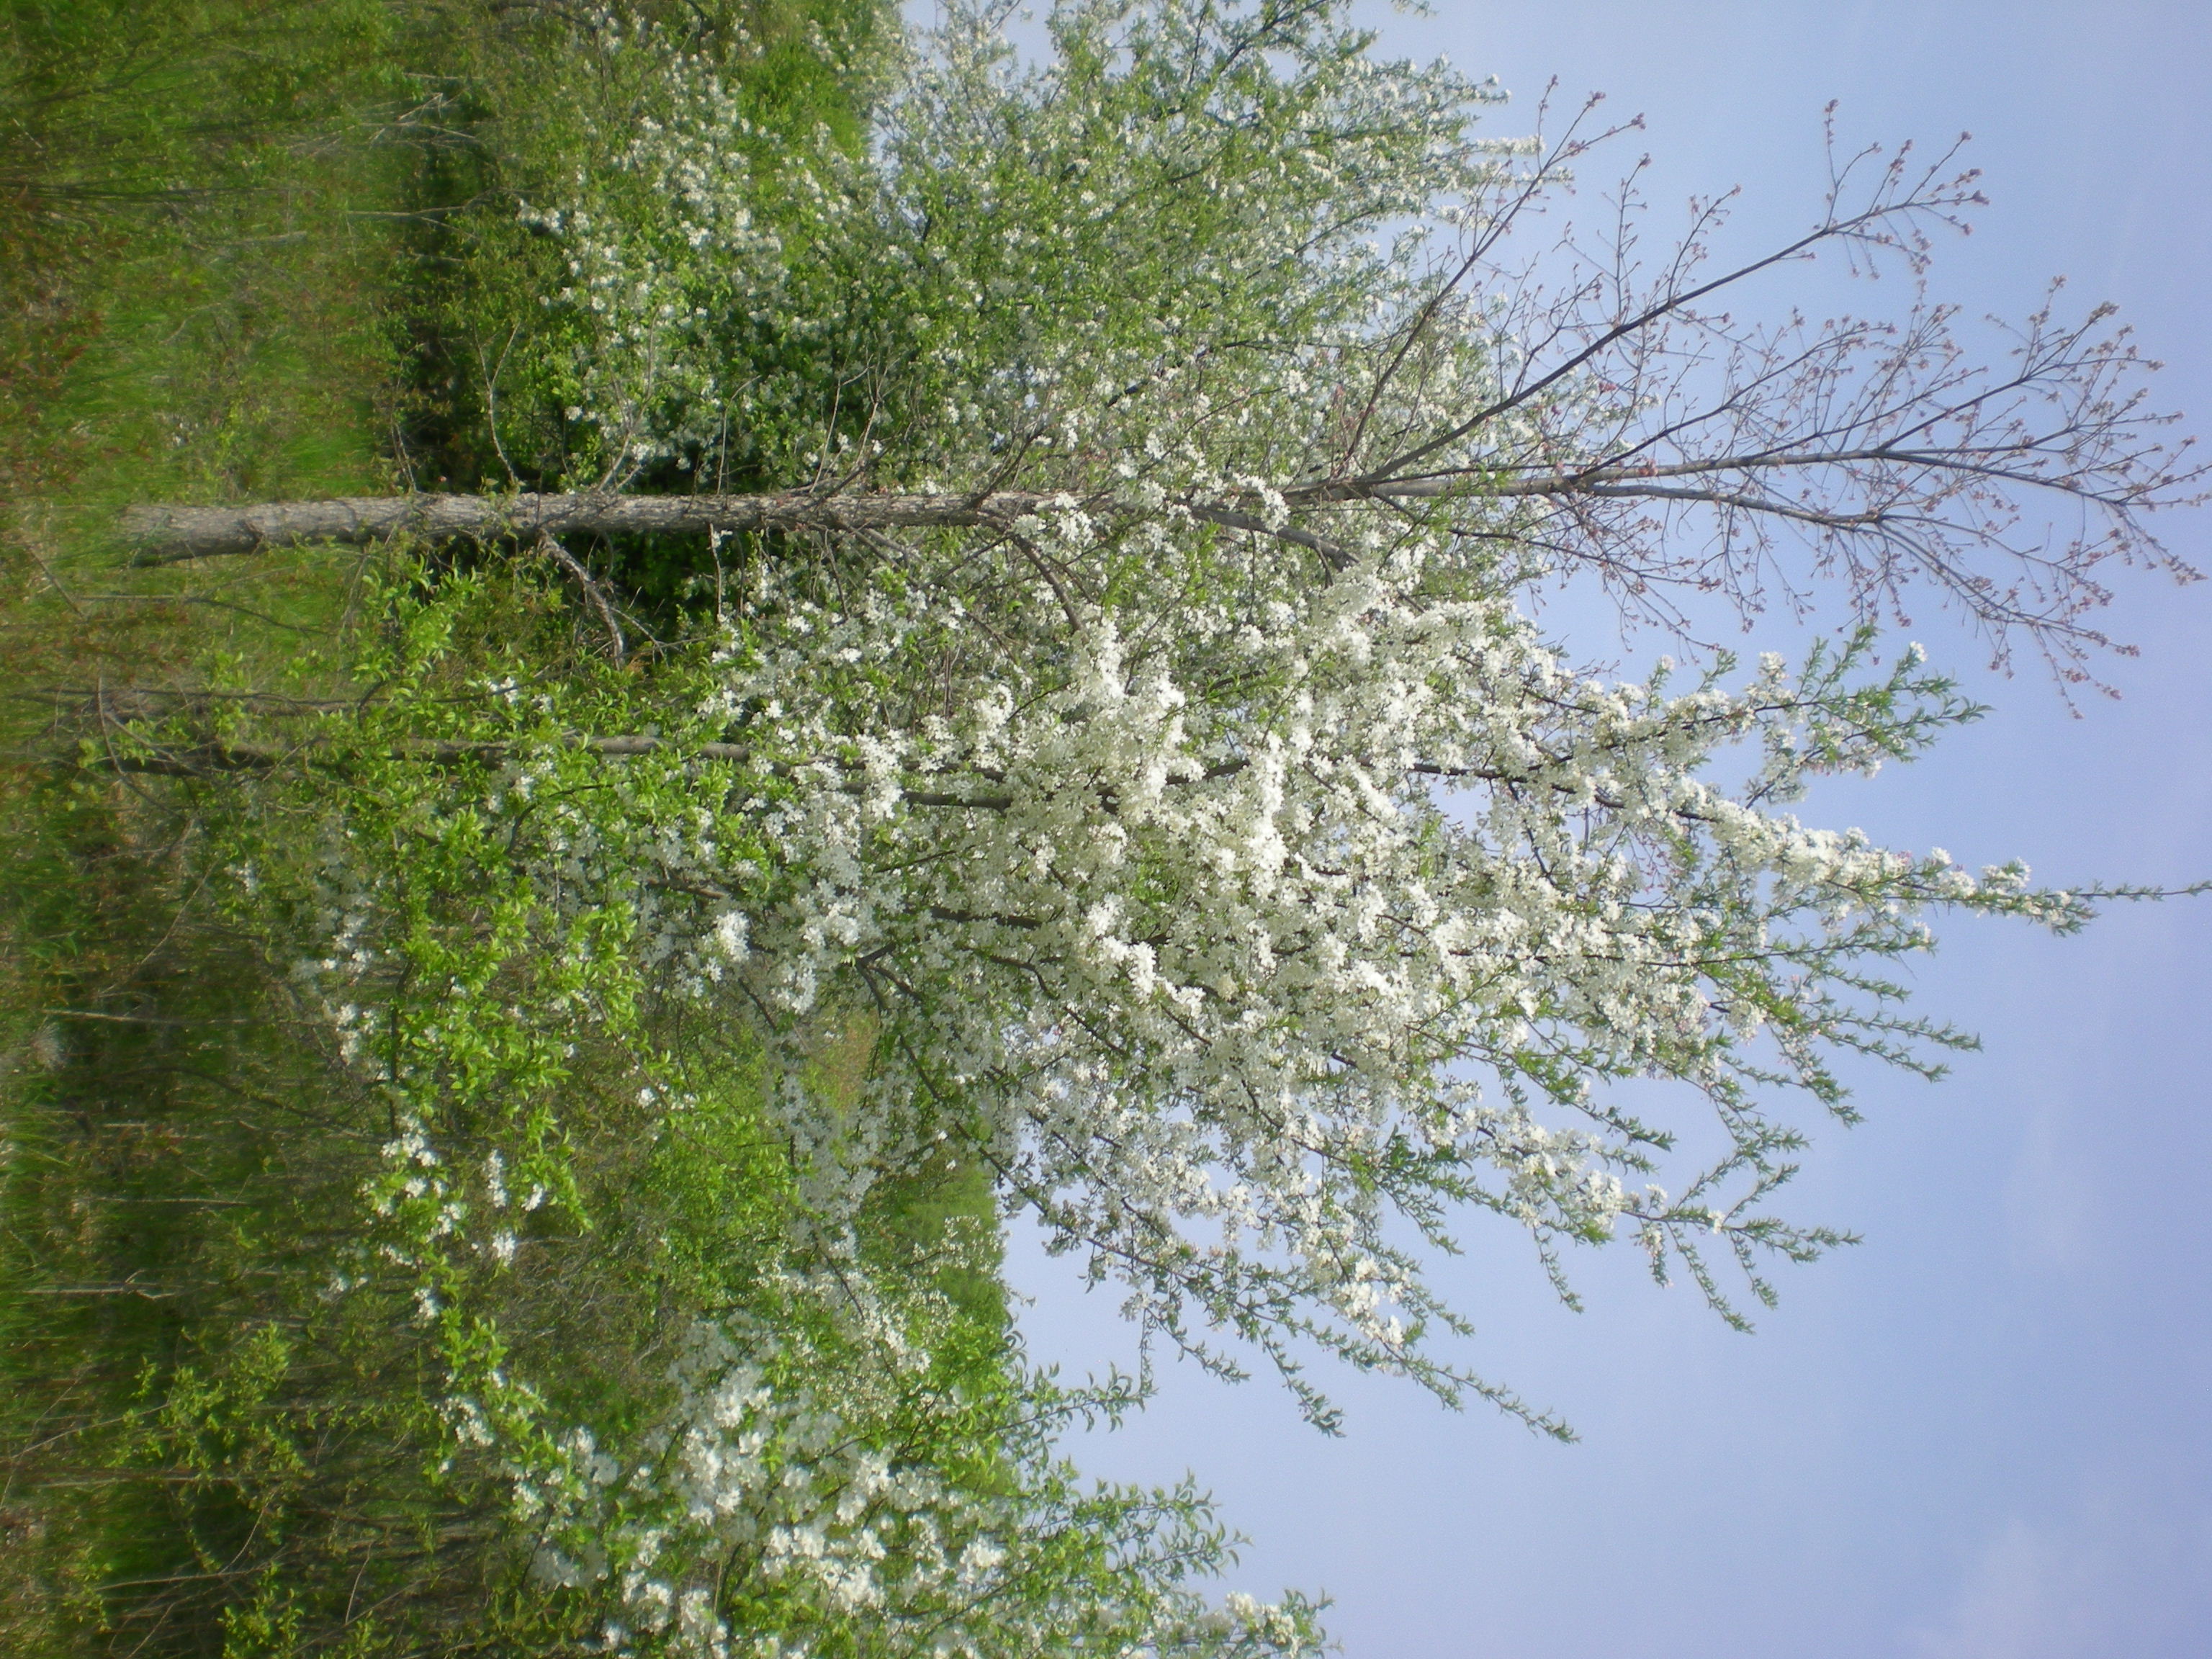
[536,1266,1321,1659]
[671,525,2058,1421]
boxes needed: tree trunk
[120,490,1350,565]
[122,491,1064,564]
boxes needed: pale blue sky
[982,4,2212,1656]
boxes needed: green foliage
[3,545,1310,1650]
[387,0,895,496]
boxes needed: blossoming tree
[97,0,2201,1648]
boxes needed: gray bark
[124,490,1073,565]
[120,490,1356,567]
